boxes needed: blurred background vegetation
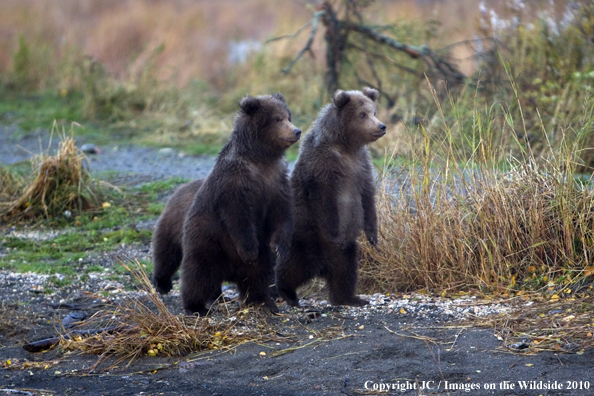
[2,0,594,296]
[0,0,590,164]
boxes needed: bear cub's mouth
[369,124,387,139]
[369,131,386,138]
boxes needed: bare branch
[280,10,326,74]
[348,22,466,84]
[346,43,423,77]
[266,20,313,44]
[437,37,496,52]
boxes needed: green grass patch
[0,175,187,276]
[0,90,113,143]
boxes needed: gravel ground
[0,124,216,180]
[1,125,594,396]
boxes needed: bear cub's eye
[360,113,366,119]
[276,117,282,123]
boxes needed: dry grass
[359,81,594,296]
[61,260,284,370]
[0,166,23,205]
[465,296,594,353]
[1,124,107,221]
[360,160,594,295]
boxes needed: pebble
[157,148,177,157]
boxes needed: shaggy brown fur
[151,179,203,294]
[177,93,300,315]
[275,88,385,307]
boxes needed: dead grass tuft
[61,260,283,370]
[1,123,107,221]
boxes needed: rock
[81,144,101,154]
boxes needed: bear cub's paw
[152,276,173,295]
[277,289,301,307]
[263,298,280,314]
[333,296,368,307]
[184,304,210,317]
[365,228,378,247]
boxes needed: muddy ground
[1,126,593,396]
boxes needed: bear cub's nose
[294,128,302,138]
[379,123,386,132]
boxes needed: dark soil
[1,126,594,396]
[2,295,594,396]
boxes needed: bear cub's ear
[333,90,351,108]
[240,96,261,115]
[362,87,380,102]
[271,92,286,103]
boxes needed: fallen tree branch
[23,326,122,353]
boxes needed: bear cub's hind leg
[326,242,368,307]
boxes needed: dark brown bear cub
[174,93,299,315]
[275,88,385,307]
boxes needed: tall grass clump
[359,77,594,296]
[1,124,107,221]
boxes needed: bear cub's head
[333,87,386,144]
[238,93,301,151]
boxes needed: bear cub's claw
[272,240,289,260]
[366,231,378,247]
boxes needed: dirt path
[1,126,594,396]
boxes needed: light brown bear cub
[275,88,385,307]
[152,93,300,315]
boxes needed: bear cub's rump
[275,87,385,307]
[163,93,300,315]
[151,179,203,295]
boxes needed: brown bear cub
[275,88,385,307]
[152,93,301,315]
